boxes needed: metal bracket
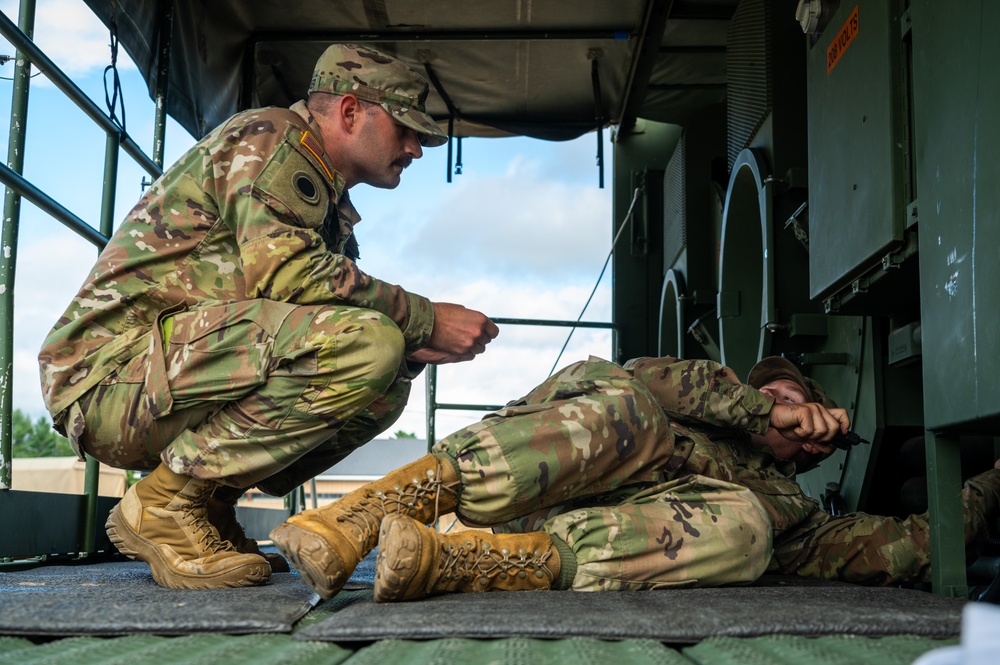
[763,167,808,192]
[792,352,851,366]
[906,200,919,229]
[784,200,810,250]
[882,251,904,271]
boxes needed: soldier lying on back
[267,355,1000,600]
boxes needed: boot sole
[105,504,271,589]
[373,514,427,602]
[269,523,350,600]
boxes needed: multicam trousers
[71,299,412,494]
[767,468,1000,586]
[432,358,773,591]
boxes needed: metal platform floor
[0,550,968,665]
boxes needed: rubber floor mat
[295,576,964,643]
[0,561,318,637]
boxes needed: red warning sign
[827,6,860,74]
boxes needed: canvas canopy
[81,0,734,141]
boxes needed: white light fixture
[795,0,823,34]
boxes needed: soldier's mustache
[393,156,412,170]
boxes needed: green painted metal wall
[913,0,1000,432]
[609,0,1000,597]
[612,120,681,364]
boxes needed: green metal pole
[0,0,36,491]
[925,430,968,597]
[80,131,120,555]
[425,364,437,452]
[152,0,174,169]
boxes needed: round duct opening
[717,148,774,379]
[658,269,686,358]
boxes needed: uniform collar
[290,100,360,226]
[290,100,347,194]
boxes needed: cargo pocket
[153,301,277,416]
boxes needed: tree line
[8,409,74,458]
[6,410,418,458]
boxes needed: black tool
[830,430,870,451]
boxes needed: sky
[0,0,615,440]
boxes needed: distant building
[11,457,127,497]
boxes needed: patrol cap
[747,356,838,409]
[309,44,448,148]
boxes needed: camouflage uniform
[38,52,440,493]
[432,356,1000,591]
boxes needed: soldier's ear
[338,94,363,134]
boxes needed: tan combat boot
[105,464,271,589]
[270,453,459,599]
[373,513,560,602]
[208,486,290,573]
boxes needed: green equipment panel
[913,0,1000,430]
[806,1,908,300]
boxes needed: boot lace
[208,495,255,552]
[337,463,460,546]
[438,537,555,588]
[181,484,235,555]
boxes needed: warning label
[827,6,860,74]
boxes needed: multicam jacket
[39,101,434,421]
[624,357,819,535]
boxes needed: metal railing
[0,0,166,557]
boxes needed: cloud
[0,0,132,79]
[12,231,99,417]
[369,171,612,287]
[439,177,606,275]
[533,135,610,186]
[351,130,615,281]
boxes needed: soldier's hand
[770,402,850,445]
[408,302,499,365]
